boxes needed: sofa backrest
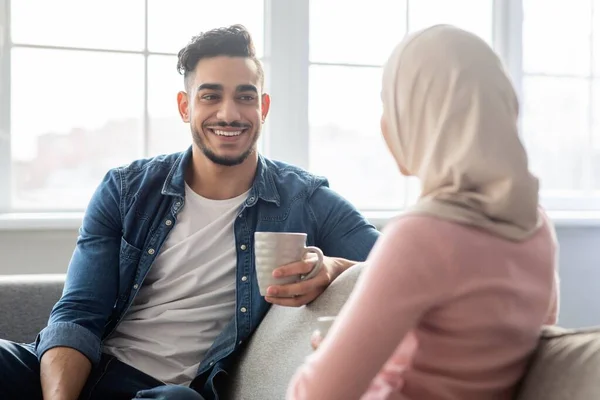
[0,274,64,343]
[2,271,600,400]
[224,263,365,400]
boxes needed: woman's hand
[310,330,324,351]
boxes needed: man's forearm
[40,346,92,400]
[329,257,360,280]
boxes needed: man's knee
[134,385,205,400]
[0,339,42,399]
[0,339,40,376]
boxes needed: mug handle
[300,246,324,280]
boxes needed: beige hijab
[382,25,541,241]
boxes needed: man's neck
[186,146,258,200]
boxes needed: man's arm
[307,184,380,262]
[265,185,380,306]
[37,169,124,400]
[41,347,91,400]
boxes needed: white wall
[0,225,598,329]
[0,229,78,274]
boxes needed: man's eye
[202,94,219,101]
[239,95,256,101]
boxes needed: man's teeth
[213,129,243,137]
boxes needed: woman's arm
[539,207,560,325]
[286,217,455,400]
[545,270,560,325]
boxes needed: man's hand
[264,255,355,307]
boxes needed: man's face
[177,56,270,166]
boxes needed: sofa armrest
[516,325,600,400]
[224,263,365,400]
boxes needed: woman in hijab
[286,25,559,400]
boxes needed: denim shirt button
[165,219,173,226]
[240,307,247,313]
[147,248,155,255]
[240,244,247,251]
[133,284,139,289]
[209,361,214,366]
[241,276,248,282]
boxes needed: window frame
[0,0,598,225]
[0,0,11,213]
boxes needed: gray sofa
[1,268,599,399]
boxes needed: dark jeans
[0,339,205,400]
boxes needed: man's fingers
[272,256,319,278]
[264,255,334,307]
[267,270,329,297]
[265,293,314,307]
[267,280,310,298]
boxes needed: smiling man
[0,25,380,400]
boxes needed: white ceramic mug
[254,232,324,296]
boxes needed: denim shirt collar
[160,146,281,207]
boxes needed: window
[521,0,600,209]
[2,0,264,211]
[0,0,598,217]
[308,0,493,210]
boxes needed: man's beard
[191,123,259,167]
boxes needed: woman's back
[387,215,557,399]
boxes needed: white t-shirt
[103,184,249,385]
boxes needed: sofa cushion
[0,274,64,343]
[516,325,600,400]
[225,263,365,400]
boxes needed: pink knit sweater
[287,215,558,400]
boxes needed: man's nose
[216,98,241,122]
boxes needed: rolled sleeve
[35,321,103,365]
[308,185,380,261]
[35,169,124,366]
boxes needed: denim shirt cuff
[35,321,102,366]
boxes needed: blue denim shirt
[35,147,380,399]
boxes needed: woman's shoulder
[382,214,468,239]
[378,214,464,261]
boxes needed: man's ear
[177,91,190,122]
[261,93,271,122]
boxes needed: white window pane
[11,0,145,51]
[523,0,592,76]
[594,0,600,75]
[148,55,191,156]
[594,80,600,191]
[11,49,144,211]
[148,0,264,56]
[408,0,493,44]
[309,0,407,65]
[309,65,405,209]
[522,76,590,193]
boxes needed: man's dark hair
[177,24,264,91]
